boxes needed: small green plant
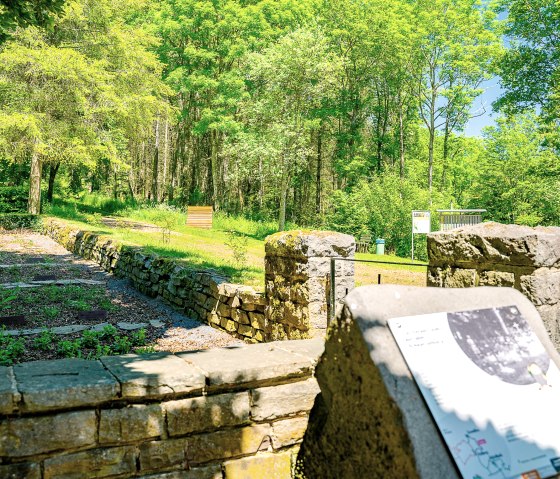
[81,330,101,348]
[42,306,60,320]
[225,230,249,267]
[100,324,118,339]
[134,346,156,354]
[95,344,112,358]
[0,289,18,310]
[0,331,25,365]
[33,329,57,351]
[131,328,147,346]
[112,335,132,354]
[57,339,82,358]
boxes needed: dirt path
[0,231,242,363]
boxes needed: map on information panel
[388,306,560,479]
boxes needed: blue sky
[464,77,503,137]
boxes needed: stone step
[2,321,155,337]
[0,279,105,289]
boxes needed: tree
[475,113,560,226]
[414,0,500,194]
[239,28,341,230]
[0,0,65,41]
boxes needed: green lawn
[45,202,427,289]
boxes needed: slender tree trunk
[316,128,322,215]
[151,119,160,201]
[46,162,60,203]
[399,103,406,178]
[278,175,288,232]
[28,150,42,214]
[210,130,220,210]
[162,120,169,201]
[442,119,450,188]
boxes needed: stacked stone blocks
[428,221,560,348]
[42,220,267,342]
[265,231,355,340]
[0,339,323,478]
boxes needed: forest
[0,0,559,257]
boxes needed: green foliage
[0,185,27,212]
[57,339,82,358]
[0,331,25,365]
[0,213,41,230]
[225,230,249,267]
[0,0,65,41]
[33,329,57,351]
[111,334,132,354]
[80,330,101,349]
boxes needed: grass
[44,199,428,289]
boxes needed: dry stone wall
[0,338,323,479]
[42,220,353,342]
[265,231,355,340]
[42,219,268,342]
[428,221,560,348]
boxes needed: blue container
[375,238,385,255]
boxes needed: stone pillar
[428,221,560,349]
[264,230,355,340]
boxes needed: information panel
[388,306,560,479]
[412,210,431,234]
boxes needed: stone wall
[42,219,268,342]
[265,231,355,340]
[0,338,323,478]
[428,221,560,348]
[42,220,353,342]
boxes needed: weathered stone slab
[0,410,96,457]
[177,342,315,388]
[186,424,271,465]
[223,451,292,478]
[99,404,164,444]
[251,378,320,421]
[138,438,188,472]
[0,462,41,479]
[271,416,309,448]
[520,268,560,306]
[265,230,355,259]
[298,285,560,479]
[101,353,205,399]
[0,367,19,414]
[165,392,250,436]
[13,359,119,412]
[43,446,136,479]
[428,221,560,267]
[274,338,324,363]
[137,465,222,479]
[116,321,149,331]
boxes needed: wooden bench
[356,234,372,253]
[186,206,213,229]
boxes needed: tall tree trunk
[151,119,160,201]
[210,130,220,210]
[398,93,406,178]
[28,150,42,214]
[316,128,322,215]
[46,162,60,203]
[162,120,169,201]
[278,175,288,232]
[442,119,450,188]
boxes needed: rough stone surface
[99,404,164,444]
[166,392,250,436]
[265,230,355,259]
[177,342,315,388]
[0,367,19,415]
[428,222,560,349]
[271,416,309,448]
[428,221,560,267]
[14,359,119,412]
[101,353,205,398]
[137,465,222,479]
[298,285,560,479]
[43,446,136,479]
[251,378,320,421]
[116,321,149,331]
[0,462,41,479]
[223,451,293,478]
[0,410,96,457]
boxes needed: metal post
[329,257,336,326]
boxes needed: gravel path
[0,231,243,358]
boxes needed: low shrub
[0,213,41,230]
[0,186,28,213]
